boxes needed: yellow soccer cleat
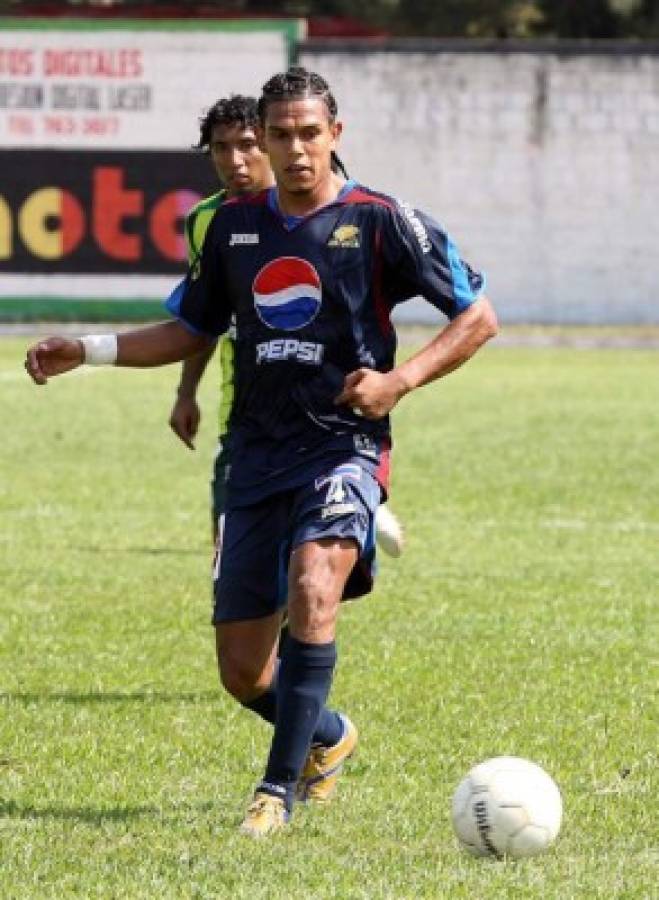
[297,715,358,803]
[239,791,290,838]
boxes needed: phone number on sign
[7,114,122,137]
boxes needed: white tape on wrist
[80,334,118,366]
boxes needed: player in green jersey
[168,95,405,555]
[169,96,274,542]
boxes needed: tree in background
[3,0,659,38]
[536,0,624,37]
[281,0,659,37]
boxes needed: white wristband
[80,334,118,366]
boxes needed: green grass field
[1,333,657,898]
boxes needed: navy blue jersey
[167,181,485,504]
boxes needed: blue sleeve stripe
[446,237,485,311]
[164,277,186,316]
[163,277,208,336]
[446,238,474,305]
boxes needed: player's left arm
[394,293,497,390]
[336,204,497,419]
[336,296,496,418]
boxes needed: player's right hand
[169,395,201,450]
[24,337,84,385]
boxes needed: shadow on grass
[0,690,218,705]
[75,546,205,557]
[0,798,158,823]
[0,798,219,826]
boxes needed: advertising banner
[0,18,301,319]
[2,149,217,274]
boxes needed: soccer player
[25,67,498,838]
[169,94,404,555]
[168,95,274,542]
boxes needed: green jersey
[184,190,235,437]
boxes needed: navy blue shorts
[212,459,381,624]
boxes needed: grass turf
[1,334,657,898]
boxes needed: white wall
[300,47,659,324]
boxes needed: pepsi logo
[253,256,322,331]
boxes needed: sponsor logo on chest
[253,256,322,331]
[256,338,324,365]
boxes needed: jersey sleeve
[184,206,197,268]
[165,213,230,338]
[381,201,486,320]
[185,190,226,273]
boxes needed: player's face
[260,98,342,196]
[209,123,273,196]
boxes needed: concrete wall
[300,43,659,324]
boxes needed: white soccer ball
[451,756,562,859]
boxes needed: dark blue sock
[240,661,279,723]
[260,637,338,810]
[312,707,343,748]
[240,660,343,748]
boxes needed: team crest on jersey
[328,225,360,248]
[354,433,378,459]
[253,257,322,331]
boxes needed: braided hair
[258,66,338,122]
[258,67,349,178]
[194,95,258,153]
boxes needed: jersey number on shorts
[324,475,346,504]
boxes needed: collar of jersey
[267,179,357,231]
